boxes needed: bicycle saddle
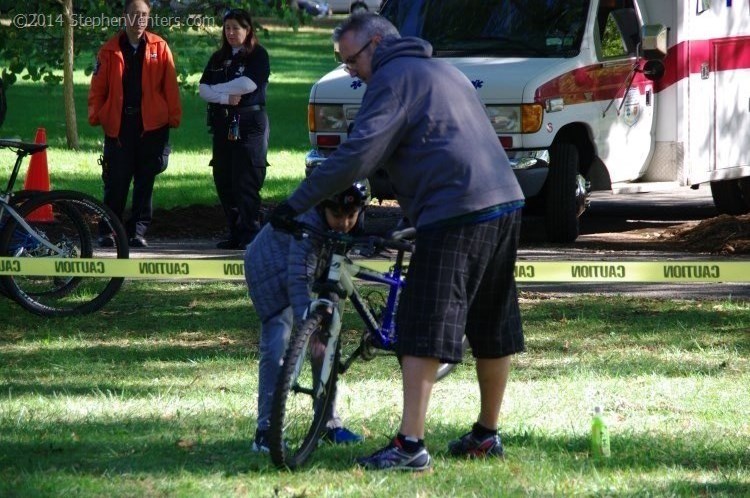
[0,139,48,154]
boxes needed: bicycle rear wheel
[0,190,128,317]
[269,310,339,469]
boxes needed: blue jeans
[256,306,293,432]
[256,306,343,432]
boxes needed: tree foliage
[0,0,300,147]
[0,1,293,87]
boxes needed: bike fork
[304,299,342,398]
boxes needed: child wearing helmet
[244,180,370,453]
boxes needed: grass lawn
[0,282,748,497]
[1,15,749,498]
[0,24,339,207]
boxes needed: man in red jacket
[88,0,181,248]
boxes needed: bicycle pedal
[359,333,376,361]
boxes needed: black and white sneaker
[448,430,504,458]
[356,437,432,471]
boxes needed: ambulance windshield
[380,0,591,58]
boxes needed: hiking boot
[356,438,432,471]
[323,427,363,445]
[128,235,148,248]
[447,431,505,459]
[252,429,270,454]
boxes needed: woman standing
[199,9,270,250]
[88,0,182,248]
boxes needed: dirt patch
[148,203,750,254]
[665,214,750,255]
[149,204,227,239]
[147,201,404,240]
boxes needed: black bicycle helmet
[320,179,371,211]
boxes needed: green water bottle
[590,405,611,458]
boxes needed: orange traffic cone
[23,127,54,222]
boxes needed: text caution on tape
[0,258,747,283]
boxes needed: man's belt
[218,104,264,117]
[241,104,265,112]
[123,106,141,115]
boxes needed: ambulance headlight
[485,104,543,134]
[308,104,347,133]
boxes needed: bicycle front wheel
[269,310,339,469]
[0,190,128,317]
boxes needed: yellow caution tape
[0,257,748,282]
[512,261,750,282]
[0,257,246,280]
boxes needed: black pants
[211,110,269,245]
[101,115,169,238]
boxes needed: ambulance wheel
[545,141,581,242]
[710,179,749,215]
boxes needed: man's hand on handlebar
[268,201,301,234]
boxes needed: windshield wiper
[432,36,550,57]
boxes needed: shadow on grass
[656,481,750,496]
[0,421,747,481]
[1,289,748,383]
[521,298,750,351]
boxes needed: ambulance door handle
[646,90,651,106]
[701,63,710,80]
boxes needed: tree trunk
[62,0,79,150]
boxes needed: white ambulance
[305,0,750,241]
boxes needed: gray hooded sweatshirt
[288,36,523,228]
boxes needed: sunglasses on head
[223,8,249,21]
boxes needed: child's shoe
[323,426,363,445]
[252,429,270,453]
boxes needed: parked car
[327,0,380,13]
[298,0,332,17]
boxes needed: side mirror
[641,24,668,61]
[642,60,665,81]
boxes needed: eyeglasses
[336,39,373,68]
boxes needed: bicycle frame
[0,197,69,256]
[0,143,69,256]
[3,145,29,195]
[303,228,410,380]
[344,253,406,351]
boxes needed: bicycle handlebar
[370,228,416,253]
[290,221,415,254]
